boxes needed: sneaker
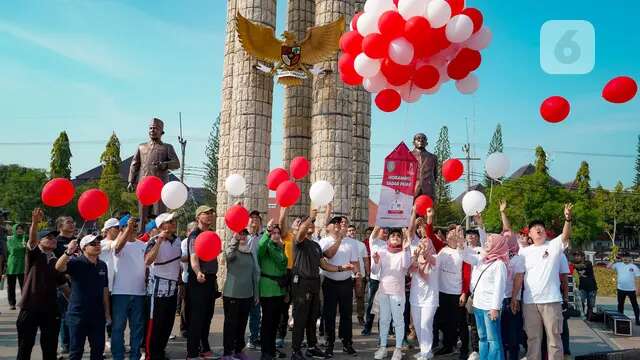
[360,328,371,336]
[232,352,251,360]
[391,349,403,360]
[276,338,285,349]
[374,347,387,360]
[305,347,329,359]
[342,345,357,356]
[291,351,307,360]
[467,352,480,360]
[248,342,258,350]
[458,352,469,360]
[169,334,176,340]
[9,305,16,310]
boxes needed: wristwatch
[337,265,343,272]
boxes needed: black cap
[38,229,59,239]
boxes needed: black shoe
[360,328,371,336]
[276,349,287,358]
[434,347,453,356]
[325,345,334,358]
[636,319,640,326]
[342,345,357,356]
[306,346,329,359]
[458,352,469,360]
[291,351,307,360]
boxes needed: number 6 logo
[540,20,595,75]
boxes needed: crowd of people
[1,198,639,360]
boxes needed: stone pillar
[350,0,371,237]
[311,0,354,226]
[282,0,315,224]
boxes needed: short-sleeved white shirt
[611,262,640,291]
[506,255,525,299]
[100,239,115,292]
[519,235,566,304]
[320,235,358,281]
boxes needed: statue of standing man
[411,133,438,200]
[128,118,180,230]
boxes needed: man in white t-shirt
[363,226,389,335]
[518,204,573,360]
[347,225,369,325]
[608,253,640,325]
[109,216,147,360]
[319,216,360,357]
[99,217,120,346]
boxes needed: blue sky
[0,0,638,201]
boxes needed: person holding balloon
[222,229,260,360]
[246,210,264,351]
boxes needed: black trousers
[436,292,469,353]
[179,283,189,336]
[277,299,291,339]
[187,275,216,358]
[17,309,61,360]
[322,277,354,346]
[7,273,24,307]
[292,282,321,352]
[147,295,177,360]
[363,279,380,332]
[67,312,105,360]
[223,297,252,355]
[617,290,640,321]
[261,296,286,356]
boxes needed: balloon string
[78,221,86,238]
[489,181,493,204]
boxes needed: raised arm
[371,225,382,241]
[425,208,445,252]
[407,206,418,240]
[561,203,573,246]
[500,200,512,232]
[28,208,44,250]
[114,218,136,254]
[55,240,78,272]
[296,208,318,244]
[145,232,168,266]
[323,235,343,259]
[279,207,289,236]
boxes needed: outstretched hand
[31,208,44,224]
[564,203,574,220]
[499,200,508,213]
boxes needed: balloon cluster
[339,0,491,112]
[267,156,311,208]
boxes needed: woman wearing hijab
[457,227,508,360]
[6,223,27,309]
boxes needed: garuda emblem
[236,12,344,86]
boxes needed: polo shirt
[292,238,323,293]
[66,255,108,318]
[319,235,358,281]
[19,245,67,310]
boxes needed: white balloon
[364,0,396,16]
[462,190,487,216]
[161,181,188,209]
[485,152,511,180]
[398,0,429,20]
[363,72,388,93]
[425,0,451,28]
[455,73,479,94]
[224,173,246,196]
[466,26,492,50]
[436,64,450,83]
[446,14,473,43]
[354,53,382,78]
[309,180,335,207]
[357,12,380,36]
[393,81,412,98]
[422,82,440,94]
[403,87,422,103]
[388,37,414,65]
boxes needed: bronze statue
[411,133,438,200]
[128,118,180,228]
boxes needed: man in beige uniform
[128,118,180,230]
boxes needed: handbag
[465,262,494,313]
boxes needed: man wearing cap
[54,215,76,354]
[17,208,69,360]
[144,212,183,359]
[187,205,219,359]
[55,233,110,360]
[128,118,181,230]
[109,216,146,360]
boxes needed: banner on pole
[375,142,418,228]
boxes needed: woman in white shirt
[409,235,439,360]
[458,227,508,360]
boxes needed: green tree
[534,145,549,176]
[203,114,220,207]
[485,124,504,186]
[635,135,640,189]
[434,126,451,204]
[0,165,48,222]
[570,161,601,247]
[574,161,591,197]
[99,133,128,216]
[50,131,72,179]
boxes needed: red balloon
[414,195,434,216]
[135,176,163,206]
[340,69,364,86]
[276,181,301,208]
[393,0,399,6]
[442,158,464,182]
[375,89,402,112]
[602,76,637,104]
[267,168,290,191]
[462,8,483,33]
[413,65,440,89]
[351,12,362,32]
[456,48,481,71]
[42,178,75,207]
[338,53,356,74]
[433,27,451,50]
[447,60,469,80]
[194,231,222,261]
[362,33,389,59]
[404,17,437,58]
[381,58,414,86]
[339,31,363,55]
[446,0,465,15]
[78,189,109,221]
[378,11,405,39]
[540,96,570,123]
[225,205,250,233]
[290,156,310,180]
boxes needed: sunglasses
[85,241,101,247]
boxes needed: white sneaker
[374,347,387,359]
[391,348,403,360]
[467,351,480,360]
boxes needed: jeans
[473,308,504,360]
[249,301,261,343]
[57,290,70,349]
[379,293,405,348]
[66,312,105,360]
[363,279,380,332]
[111,295,145,360]
[580,290,596,315]
[223,297,252,355]
[322,277,354,346]
[501,298,523,360]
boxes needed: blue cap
[145,219,156,233]
[119,215,131,228]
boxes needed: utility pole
[178,112,187,183]
[462,117,481,229]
